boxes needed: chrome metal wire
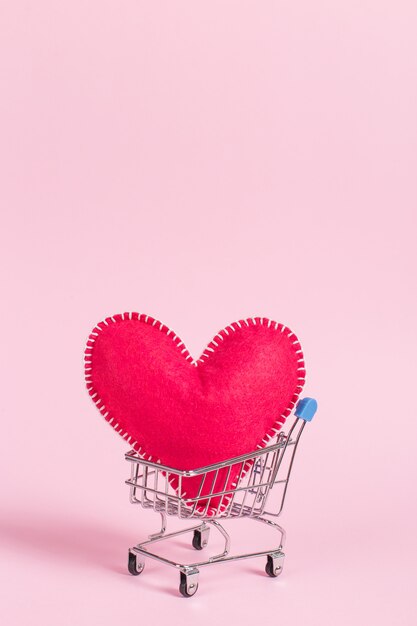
[126,414,312,595]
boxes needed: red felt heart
[85,314,305,514]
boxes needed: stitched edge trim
[84,312,306,515]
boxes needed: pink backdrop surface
[0,1,416,624]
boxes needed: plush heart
[85,313,305,514]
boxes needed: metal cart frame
[125,397,317,596]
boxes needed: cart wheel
[265,554,284,578]
[192,527,209,550]
[192,530,204,551]
[179,571,199,597]
[128,551,144,576]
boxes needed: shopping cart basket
[125,397,317,597]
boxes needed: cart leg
[253,517,286,551]
[206,519,231,560]
[148,511,167,540]
[179,568,199,597]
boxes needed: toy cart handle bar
[295,397,318,422]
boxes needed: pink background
[1,1,416,623]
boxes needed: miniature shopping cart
[125,397,317,597]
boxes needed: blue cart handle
[295,397,318,422]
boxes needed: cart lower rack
[125,397,317,597]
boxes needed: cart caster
[265,553,285,578]
[128,551,144,576]
[179,569,199,597]
[192,526,210,551]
